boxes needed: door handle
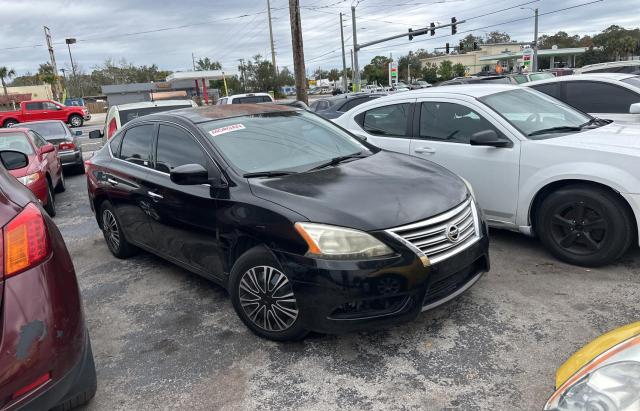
[148,191,164,200]
[414,146,436,155]
[106,178,119,186]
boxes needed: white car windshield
[480,89,592,139]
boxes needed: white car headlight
[545,361,640,411]
[460,177,476,199]
[295,222,393,259]
[17,173,40,186]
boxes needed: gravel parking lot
[53,169,640,411]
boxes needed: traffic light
[459,41,464,52]
[451,17,457,35]
[473,42,478,50]
[430,22,435,36]
[409,28,414,41]
[445,43,450,54]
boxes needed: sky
[0,0,636,78]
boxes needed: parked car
[0,149,96,410]
[86,104,489,341]
[364,84,384,93]
[0,99,90,128]
[438,75,512,86]
[411,81,432,89]
[526,73,640,123]
[545,321,640,411]
[309,93,388,120]
[0,128,64,216]
[100,99,198,142]
[575,60,640,75]
[334,85,640,266]
[16,120,84,173]
[217,93,274,105]
[508,72,555,84]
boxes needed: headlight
[294,222,393,259]
[545,361,640,411]
[460,177,476,199]
[17,173,40,186]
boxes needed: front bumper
[58,149,83,166]
[83,113,91,121]
[276,234,489,334]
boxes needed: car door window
[155,125,208,174]
[340,98,369,112]
[565,81,640,113]
[27,131,47,148]
[530,83,562,100]
[43,102,59,110]
[419,102,500,144]
[119,124,154,167]
[25,102,44,111]
[357,103,410,137]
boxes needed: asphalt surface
[54,161,640,410]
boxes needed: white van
[217,93,274,105]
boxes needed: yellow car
[545,322,640,411]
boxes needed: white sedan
[334,85,640,266]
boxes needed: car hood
[248,151,469,232]
[541,122,640,154]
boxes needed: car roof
[526,73,638,86]
[0,128,29,134]
[113,100,195,110]
[136,103,299,124]
[580,60,640,70]
[18,120,65,125]
[320,93,387,102]
[408,84,520,97]
[227,93,271,98]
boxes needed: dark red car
[0,128,65,216]
[0,149,96,410]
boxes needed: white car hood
[540,122,640,155]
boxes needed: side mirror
[0,150,29,170]
[170,163,228,188]
[470,130,511,148]
[630,103,640,114]
[75,130,83,136]
[39,143,56,154]
[89,130,103,139]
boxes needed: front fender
[517,162,640,229]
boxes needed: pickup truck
[0,100,90,128]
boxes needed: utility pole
[43,26,61,100]
[267,0,277,76]
[350,49,354,87]
[408,51,411,83]
[289,0,308,104]
[533,8,539,72]
[192,52,197,71]
[351,6,360,92]
[339,12,348,91]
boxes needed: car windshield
[198,110,370,174]
[22,122,67,139]
[529,72,555,81]
[0,133,35,155]
[119,104,192,125]
[479,88,592,139]
[621,76,640,88]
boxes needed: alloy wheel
[238,266,299,332]
[71,116,82,127]
[102,209,120,251]
[549,201,607,255]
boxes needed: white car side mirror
[630,103,640,114]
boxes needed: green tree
[37,63,58,87]
[485,31,511,44]
[362,56,392,86]
[538,31,581,49]
[592,25,640,60]
[9,73,40,87]
[398,53,422,83]
[313,68,329,80]
[437,60,454,81]
[196,57,222,71]
[453,63,466,78]
[421,62,438,84]
[0,66,16,98]
[327,68,340,87]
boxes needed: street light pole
[339,12,348,92]
[533,8,539,72]
[65,38,82,98]
[351,6,360,92]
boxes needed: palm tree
[0,66,16,98]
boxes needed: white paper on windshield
[209,124,246,137]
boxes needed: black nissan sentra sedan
[86,104,489,341]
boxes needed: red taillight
[2,203,49,278]
[11,372,51,399]
[58,142,76,151]
[107,118,117,139]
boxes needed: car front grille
[386,198,480,265]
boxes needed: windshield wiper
[527,126,582,137]
[580,117,611,128]
[243,171,299,178]
[308,152,368,171]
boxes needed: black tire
[3,119,18,128]
[43,180,56,217]
[51,337,97,411]
[100,201,138,259]
[536,185,634,267]
[69,114,84,128]
[229,246,309,341]
[55,170,66,193]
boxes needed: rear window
[118,104,192,126]
[0,133,34,155]
[529,73,555,81]
[21,122,67,140]
[232,96,272,104]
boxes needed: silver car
[14,120,84,173]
